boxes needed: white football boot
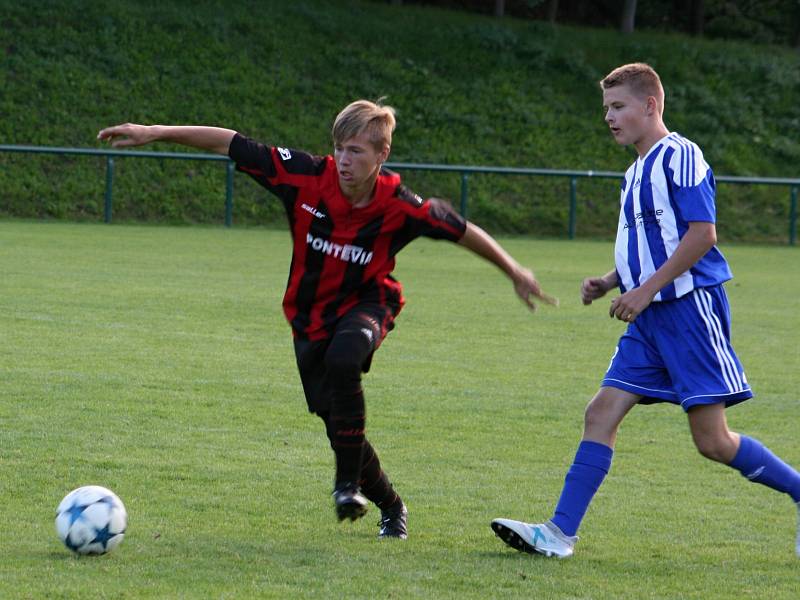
[491,518,576,558]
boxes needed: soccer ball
[55,485,127,555]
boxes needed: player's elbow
[690,222,717,249]
[704,226,717,247]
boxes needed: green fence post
[568,177,577,239]
[104,156,114,224]
[225,161,234,227]
[790,186,798,246]
[460,172,469,219]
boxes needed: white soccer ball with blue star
[55,485,127,555]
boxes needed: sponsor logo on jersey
[397,185,423,207]
[623,208,663,230]
[300,203,326,219]
[277,147,292,161]
[306,234,373,265]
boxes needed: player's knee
[324,329,371,381]
[323,350,362,382]
[583,397,612,431]
[693,436,731,463]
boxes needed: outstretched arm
[97,124,236,156]
[457,222,558,311]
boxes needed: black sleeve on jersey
[394,185,465,239]
[228,133,277,183]
[228,133,329,217]
[228,133,327,186]
[387,194,467,258]
[426,198,467,239]
[277,148,328,176]
[395,184,424,208]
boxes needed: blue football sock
[551,441,613,537]
[729,435,800,502]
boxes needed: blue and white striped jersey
[614,133,732,301]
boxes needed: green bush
[1,0,797,241]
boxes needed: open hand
[97,123,155,148]
[514,267,559,311]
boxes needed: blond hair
[332,99,396,151]
[600,63,664,110]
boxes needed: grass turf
[0,220,798,598]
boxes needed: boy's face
[334,130,389,194]
[602,84,651,147]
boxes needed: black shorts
[293,304,394,414]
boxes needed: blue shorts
[602,284,753,411]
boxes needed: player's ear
[379,144,391,164]
[645,96,657,116]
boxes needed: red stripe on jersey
[284,193,332,330]
[307,252,348,335]
[238,165,265,177]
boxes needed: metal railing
[0,145,234,227]
[1,144,798,244]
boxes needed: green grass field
[1,221,798,599]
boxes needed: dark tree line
[385,0,800,47]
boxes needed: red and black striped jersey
[229,133,467,341]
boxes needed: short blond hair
[600,63,664,108]
[332,99,396,151]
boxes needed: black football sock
[359,440,402,511]
[330,388,366,487]
[320,413,399,507]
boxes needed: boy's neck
[341,176,378,208]
[635,123,670,158]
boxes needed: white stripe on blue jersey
[614,133,733,301]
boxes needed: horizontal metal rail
[0,145,228,161]
[1,145,797,244]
